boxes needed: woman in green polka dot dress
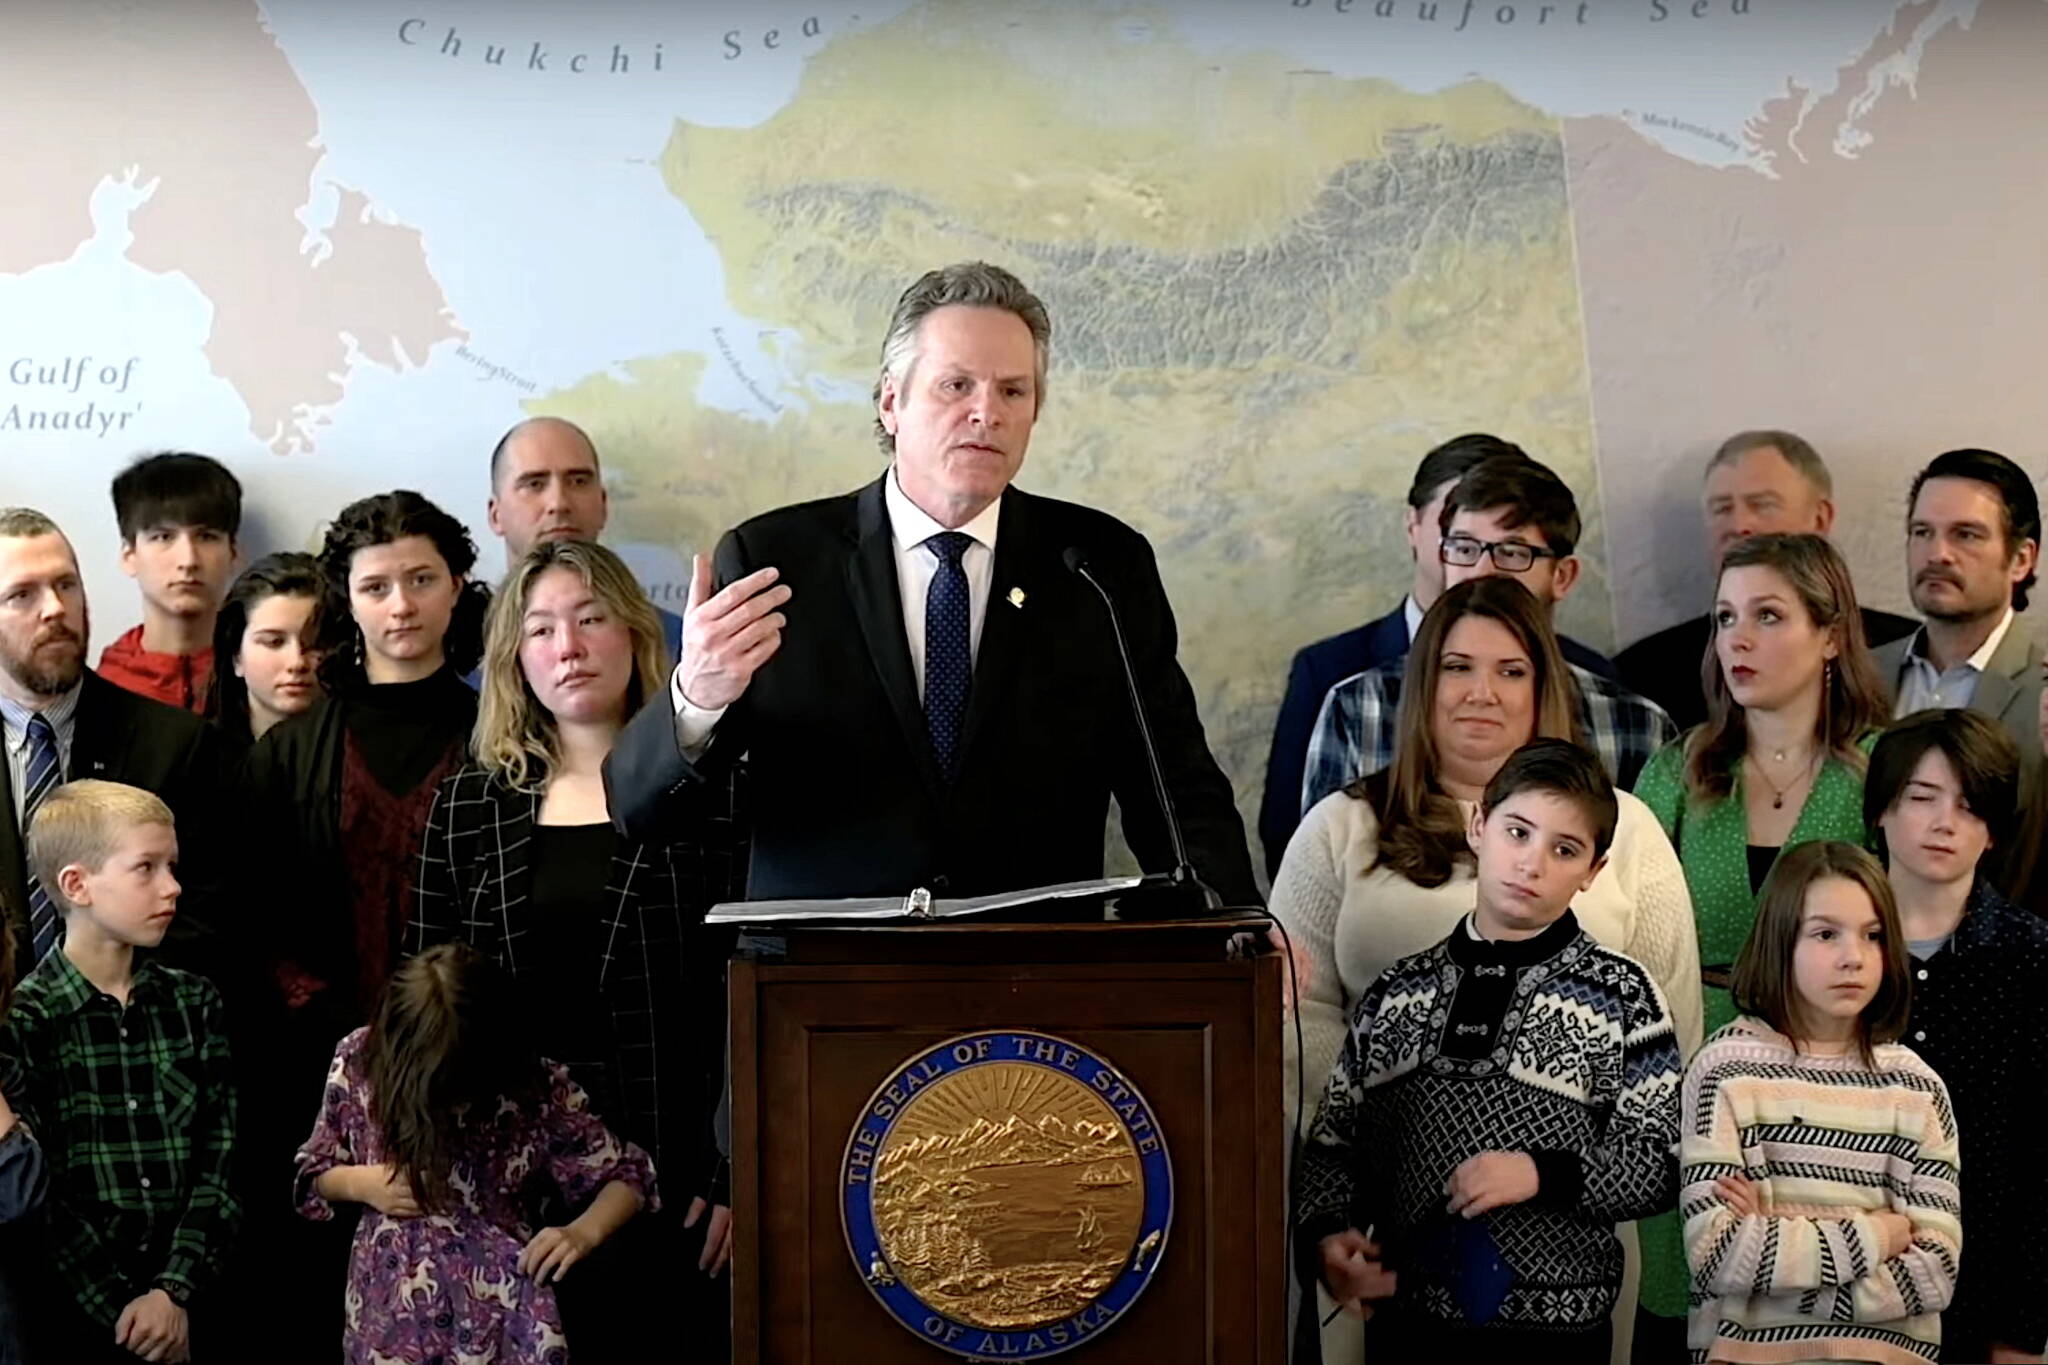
[1629,532,1892,1348]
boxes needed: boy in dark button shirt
[1869,709,2048,1364]
[3,781,238,1363]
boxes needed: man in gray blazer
[1874,449,2042,783]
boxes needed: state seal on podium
[841,1029,1173,1359]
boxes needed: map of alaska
[535,0,1604,825]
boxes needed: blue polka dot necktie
[23,712,62,962]
[923,531,974,783]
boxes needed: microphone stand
[1065,547,1224,914]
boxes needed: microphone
[1063,546,1224,913]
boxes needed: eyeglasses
[1439,534,1560,573]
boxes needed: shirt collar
[30,944,161,1016]
[1402,594,1425,642]
[885,464,1003,557]
[0,678,83,755]
[1907,605,2016,675]
[1449,908,1581,967]
[1949,876,2019,954]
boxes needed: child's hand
[1872,1209,1914,1259]
[1317,1228,1396,1318]
[114,1288,189,1363]
[361,1165,423,1218]
[520,1223,598,1284]
[1445,1151,1539,1218]
[685,1196,733,1276]
[1716,1174,1764,1217]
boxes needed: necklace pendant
[1772,793,1785,809]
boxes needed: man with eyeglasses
[1299,455,1676,814]
[1259,434,1562,876]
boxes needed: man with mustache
[0,508,224,986]
[1874,448,2044,786]
[605,262,1259,908]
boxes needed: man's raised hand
[678,554,791,710]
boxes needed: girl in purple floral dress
[294,944,656,1364]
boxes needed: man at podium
[605,261,1259,909]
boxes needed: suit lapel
[1366,606,1410,664]
[1973,625,2041,724]
[1973,665,2019,725]
[70,673,123,782]
[843,478,947,796]
[0,754,22,940]
[488,789,538,962]
[595,842,645,991]
[959,491,1031,764]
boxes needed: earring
[1821,658,1834,744]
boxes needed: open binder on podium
[705,874,1146,925]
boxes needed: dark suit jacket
[0,671,225,985]
[1617,607,1919,733]
[1256,605,1620,878]
[409,766,746,1196]
[1258,606,1409,879]
[607,476,1259,907]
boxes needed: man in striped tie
[0,508,226,988]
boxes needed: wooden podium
[726,912,1286,1363]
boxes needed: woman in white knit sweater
[1273,577,1701,1360]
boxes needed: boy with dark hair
[1867,709,2048,1363]
[3,781,238,1363]
[1297,738,1679,1363]
[102,453,242,713]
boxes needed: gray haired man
[604,262,1259,907]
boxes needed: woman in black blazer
[408,538,744,1357]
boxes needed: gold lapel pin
[1007,587,1026,608]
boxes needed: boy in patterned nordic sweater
[1295,740,1682,1362]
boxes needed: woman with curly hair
[236,491,491,1350]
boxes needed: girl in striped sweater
[1682,841,1960,1365]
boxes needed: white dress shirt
[671,467,1003,749]
[1402,593,1424,643]
[1894,605,2016,716]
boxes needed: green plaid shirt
[2,949,239,1325]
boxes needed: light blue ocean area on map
[258,0,906,410]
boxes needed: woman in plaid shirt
[409,540,744,1360]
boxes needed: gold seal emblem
[843,1031,1172,1358]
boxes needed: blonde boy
[3,781,237,1363]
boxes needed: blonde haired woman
[408,539,743,1358]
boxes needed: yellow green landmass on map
[532,0,1604,827]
